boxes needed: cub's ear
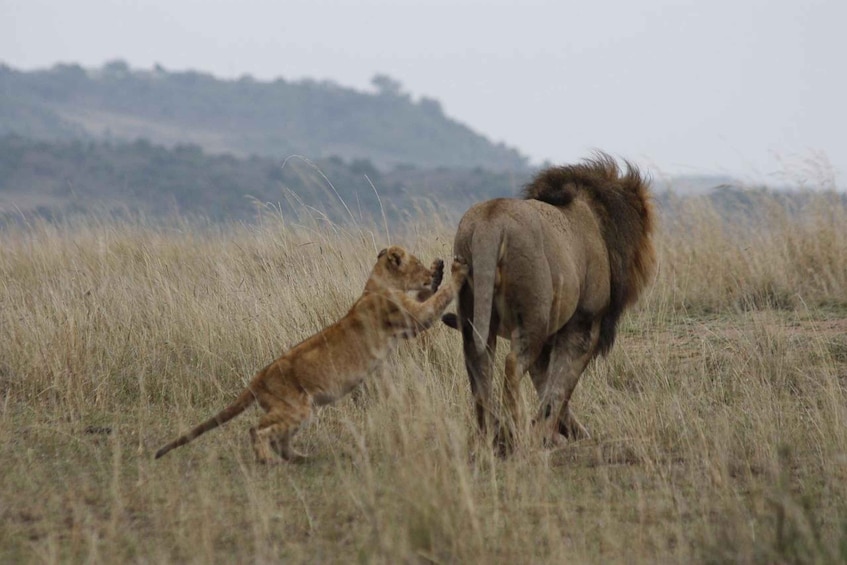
[386,248,403,269]
[376,245,404,268]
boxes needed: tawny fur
[156,246,468,464]
[448,152,656,451]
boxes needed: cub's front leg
[399,257,469,337]
[415,258,444,301]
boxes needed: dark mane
[523,152,656,356]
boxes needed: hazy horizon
[2,0,844,187]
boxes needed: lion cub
[155,246,468,464]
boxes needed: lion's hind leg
[535,314,600,448]
[458,291,499,441]
[528,343,590,442]
[558,407,590,441]
[503,335,546,454]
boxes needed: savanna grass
[1,192,846,563]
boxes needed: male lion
[155,246,468,464]
[446,153,655,450]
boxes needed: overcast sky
[2,0,844,186]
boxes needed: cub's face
[377,245,436,292]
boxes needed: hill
[3,135,824,227]
[0,135,528,224]
[0,61,528,171]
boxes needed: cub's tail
[155,387,256,459]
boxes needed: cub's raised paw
[430,258,445,292]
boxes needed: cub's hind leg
[250,394,313,464]
[250,412,310,464]
[270,430,308,463]
[250,423,276,464]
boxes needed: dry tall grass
[1,193,846,563]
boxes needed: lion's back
[454,197,602,265]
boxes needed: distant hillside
[0,135,528,224]
[2,135,827,230]
[0,61,529,171]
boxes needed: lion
[445,152,655,451]
[155,246,469,464]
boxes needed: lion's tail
[470,226,505,356]
[154,387,256,459]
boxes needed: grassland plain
[1,192,846,563]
